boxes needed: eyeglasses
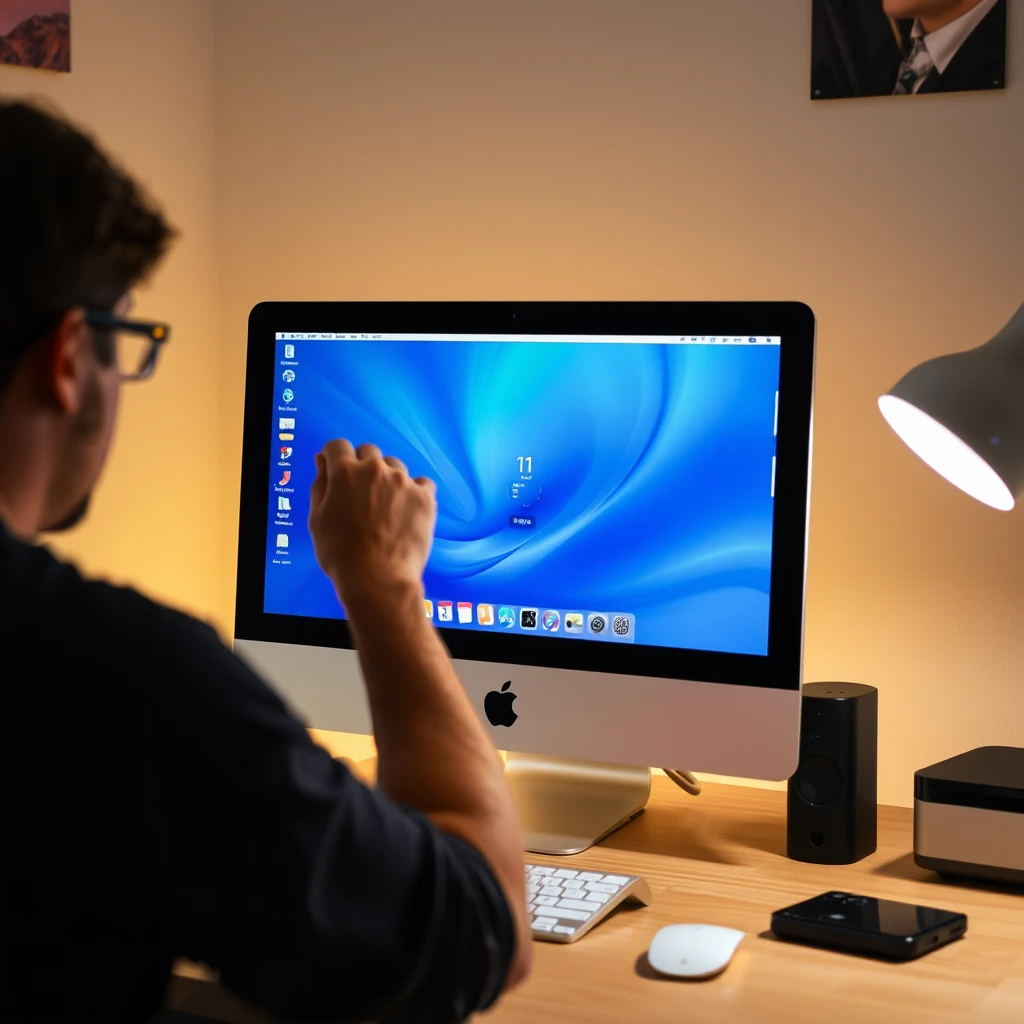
[84,309,172,382]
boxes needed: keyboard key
[585,882,617,894]
[556,898,597,913]
[578,872,604,882]
[531,866,556,875]
[584,891,609,904]
[554,925,576,935]
[533,917,555,931]
[602,875,630,886]
[540,886,563,897]
[554,869,578,879]
[525,883,540,895]
[562,878,585,890]
[534,895,558,907]
[545,907,591,921]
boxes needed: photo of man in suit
[811,0,1006,100]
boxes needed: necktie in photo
[894,36,935,94]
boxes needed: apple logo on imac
[484,681,518,727]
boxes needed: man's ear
[41,307,90,415]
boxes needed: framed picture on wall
[811,0,1006,99]
[0,1,70,73]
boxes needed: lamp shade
[878,302,1024,511]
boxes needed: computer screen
[263,332,781,657]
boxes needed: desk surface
[172,776,1024,1024]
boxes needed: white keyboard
[525,863,652,943]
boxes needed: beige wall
[5,2,1021,807]
[212,0,1024,806]
[2,0,227,629]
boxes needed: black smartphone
[770,891,967,961]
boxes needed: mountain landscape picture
[0,1,70,72]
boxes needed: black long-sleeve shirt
[0,523,514,1022]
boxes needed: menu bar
[275,332,781,345]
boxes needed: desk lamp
[878,303,1024,886]
[878,302,1024,511]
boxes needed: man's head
[883,0,985,31]
[0,101,173,534]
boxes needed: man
[810,0,1005,99]
[0,100,530,1022]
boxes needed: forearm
[345,580,532,983]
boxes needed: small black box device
[771,891,967,961]
[787,682,877,864]
[914,746,1024,885]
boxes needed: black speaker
[787,682,878,864]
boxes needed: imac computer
[235,302,815,854]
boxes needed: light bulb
[878,395,1014,511]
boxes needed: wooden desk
[170,777,1024,1024]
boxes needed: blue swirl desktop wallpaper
[264,338,781,656]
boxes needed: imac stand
[504,751,651,855]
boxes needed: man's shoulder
[1,529,222,656]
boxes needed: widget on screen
[508,454,542,512]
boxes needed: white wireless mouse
[647,924,745,979]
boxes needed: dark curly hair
[0,99,175,393]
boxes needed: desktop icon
[588,613,608,635]
[278,433,294,441]
[564,613,584,634]
[280,446,293,460]
[275,533,289,548]
[279,471,291,485]
[457,602,473,624]
[283,344,295,359]
[520,608,538,630]
[424,600,434,619]
[612,614,633,638]
[282,388,294,403]
[277,496,291,511]
[282,369,296,383]
[279,417,295,430]
[438,601,453,622]
[477,604,495,626]
[541,610,560,632]
[498,606,515,629]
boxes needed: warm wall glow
[878,395,1014,511]
[4,0,226,632]
[211,0,1024,808]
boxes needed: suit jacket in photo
[811,0,1006,99]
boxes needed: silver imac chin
[234,301,816,855]
[235,641,802,781]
